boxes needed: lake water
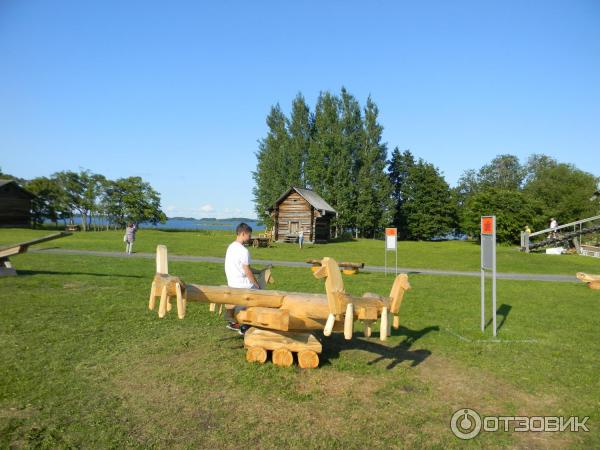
[49,217,265,232]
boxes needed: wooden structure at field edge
[0,179,35,228]
[269,187,337,243]
[576,272,600,290]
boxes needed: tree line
[0,168,166,230]
[254,89,599,243]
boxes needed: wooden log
[209,302,216,312]
[344,303,354,340]
[158,285,168,318]
[244,327,322,353]
[298,350,319,369]
[272,348,293,367]
[246,347,267,364]
[148,281,157,310]
[235,307,290,331]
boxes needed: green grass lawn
[1,249,599,448]
[2,227,600,276]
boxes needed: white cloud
[200,203,215,213]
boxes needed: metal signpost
[384,227,397,276]
[480,216,497,336]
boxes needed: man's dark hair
[236,222,252,235]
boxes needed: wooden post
[393,315,400,330]
[209,303,216,312]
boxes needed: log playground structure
[0,232,71,276]
[148,245,411,368]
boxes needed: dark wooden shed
[0,180,35,228]
[269,187,337,243]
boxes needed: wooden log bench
[306,259,365,275]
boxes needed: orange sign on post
[384,227,398,275]
[481,217,494,235]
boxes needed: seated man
[224,222,260,334]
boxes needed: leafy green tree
[356,96,392,237]
[523,162,599,223]
[252,104,290,225]
[26,177,62,227]
[402,159,456,240]
[103,177,166,227]
[388,148,415,239]
[462,189,542,243]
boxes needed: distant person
[298,229,304,249]
[524,225,531,234]
[224,222,260,334]
[124,222,136,254]
[549,218,558,238]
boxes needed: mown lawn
[1,227,600,276]
[1,250,598,448]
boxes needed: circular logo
[450,408,482,440]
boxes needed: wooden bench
[306,258,365,275]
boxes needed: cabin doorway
[289,221,299,236]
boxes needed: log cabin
[0,180,35,228]
[269,187,337,243]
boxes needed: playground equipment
[520,215,600,253]
[148,245,411,368]
[306,258,365,275]
[0,232,71,276]
[576,272,600,290]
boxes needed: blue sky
[1,0,599,219]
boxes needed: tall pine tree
[252,104,290,224]
[388,148,415,239]
[287,93,312,188]
[356,96,392,237]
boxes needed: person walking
[298,229,304,249]
[124,222,136,254]
[549,218,558,238]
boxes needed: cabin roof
[272,187,336,214]
[0,179,36,198]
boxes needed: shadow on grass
[16,269,144,279]
[485,303,512,332]
[320,325,439,369]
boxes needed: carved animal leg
[363,320,373,337]
[148,281,157,310]
[175,282,185,319]
[158,286,168,318]
[380,307,388,341]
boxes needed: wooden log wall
[0,184,32,228]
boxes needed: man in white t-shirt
[224,223,260,333]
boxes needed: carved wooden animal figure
[576,272,600,290]
[148,245,412,368]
